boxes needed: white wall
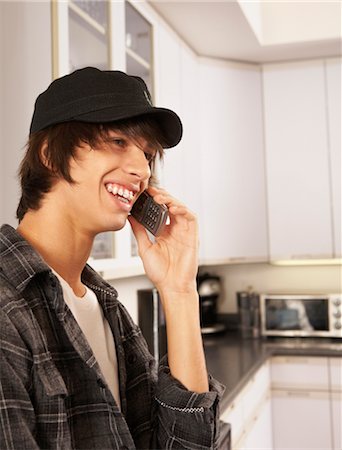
[1,1,52,226]
[108,261,341,323]
[201,263,341,314]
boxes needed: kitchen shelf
[125,46,150,70]
[69,1,106,36]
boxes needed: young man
[0,67,224,449]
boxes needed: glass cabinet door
[68,0,109,72]
[125,1,155,257]
[52,0,156,263]
[68,0,113,259]
[125,1,153,93]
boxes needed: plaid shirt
[0,224,224,450]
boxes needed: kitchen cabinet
[263,59,337,261]
[53,0,160,275]
[272,389,332,450]
[198,59,268,264]
[329,357,342,450]
[221,361,273,450]
[325,59,342,257]
[271,355,334,450]
[238,392,273,450]
[154,20,183,200]
[153,23,206,258]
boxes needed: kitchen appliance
[197,273,226,334]
[137,288,167,363]
[260,293,342,338]
[237,290,260,339]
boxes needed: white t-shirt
[52,270,121,409]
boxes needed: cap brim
[73,105,183,149]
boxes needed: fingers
[147,187,196,222]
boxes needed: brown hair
[16,117,165,221]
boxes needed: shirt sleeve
[151,355,225,450]
[0,310,40,450]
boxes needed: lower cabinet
[220,356,341,450]
[237,391,273,450]
[331,391,342,450]
[221,361,272,450]
[270,355,341,450]
[272,389,332,450]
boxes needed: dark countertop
[203,331,342,411]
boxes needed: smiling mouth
[105,183,136,204]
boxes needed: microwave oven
[260,294,342,338]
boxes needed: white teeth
[106,183,134,201]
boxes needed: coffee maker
[197,273,226,334]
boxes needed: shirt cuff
[156,356,225,410]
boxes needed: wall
[1,1,52,226]
[110,262,341,324]
[201,263,341,314]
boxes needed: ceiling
[148,0,342,63]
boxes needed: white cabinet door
[220,393,244,448]
[329,357,342,450]
[271,356,329,390]
[199,59,268,263]
[331,391,342,450]
[221,361,272,449]
[263,60,333,260]
[154,21,183,200]
[329,357,342,391]
[272,389,332,450]
[179,44,205,260]
[241,394,273,450]
[325,58,342,258]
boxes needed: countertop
[203,331,342,411]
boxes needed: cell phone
[130,191,168,236]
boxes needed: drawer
[329,357,342,391]
[271,356,329,390]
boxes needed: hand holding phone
[130,191,168,236]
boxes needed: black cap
[30,67,183,148]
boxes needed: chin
[101,218,127,233]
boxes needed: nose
[123,144,151,182]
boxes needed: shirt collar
[0,224,50,292]
[0,224,119,304]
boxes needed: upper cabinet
[325,59,341,258]
[263,59,340,261]
[51,1,340,274]
[198,59,268,263]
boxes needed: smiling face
[52,130,154,236]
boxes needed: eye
[110,138,125,147]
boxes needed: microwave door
[262,297,330,337]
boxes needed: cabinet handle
[287,391,310,397]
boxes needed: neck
[17,205,94,296]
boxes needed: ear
[39,140,53,170]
